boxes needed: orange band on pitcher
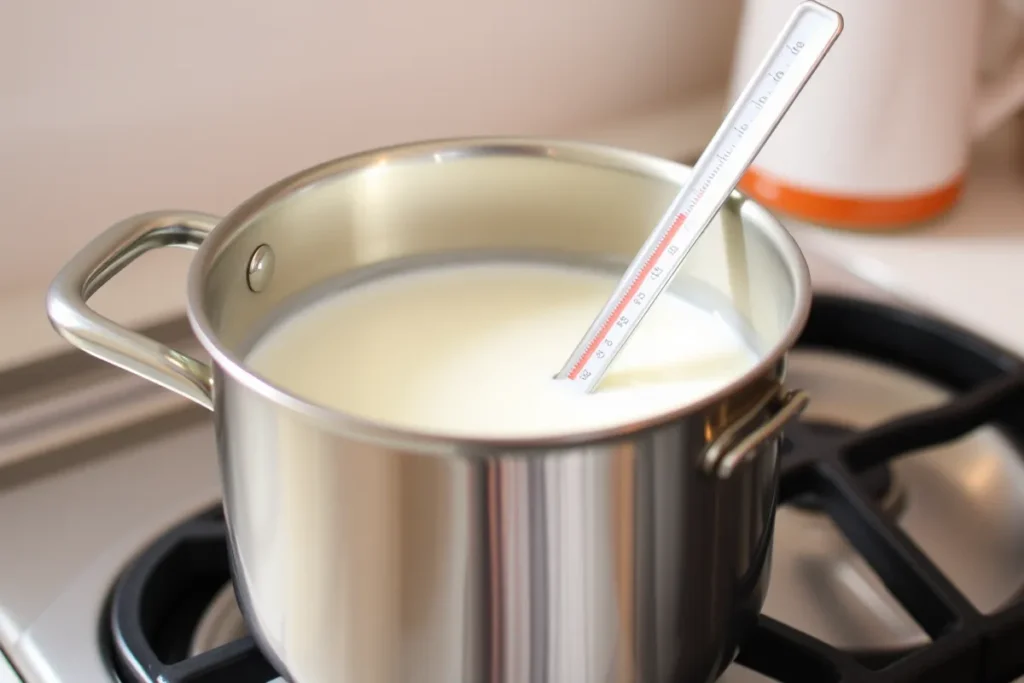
[738,168,965,230]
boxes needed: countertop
[789,122,1024,357]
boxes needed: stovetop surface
[2,250,1024,683]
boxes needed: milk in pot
[246,261,760,439]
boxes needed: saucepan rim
[185,136,812,453]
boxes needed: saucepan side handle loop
[703,385,810,479]
[46,211,221,411]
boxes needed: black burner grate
[107,294,1024,683]
[737,296,1024,683]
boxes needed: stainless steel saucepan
[46,138,811,683]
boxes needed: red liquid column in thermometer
[556,0,843,393]
[563,212,689,375]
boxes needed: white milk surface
[246,262,760,439]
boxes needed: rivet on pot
[246,244,275,293]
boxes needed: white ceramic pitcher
[729,0,1024,230]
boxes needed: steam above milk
[246,262,760,439]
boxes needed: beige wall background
[0,0,741,295]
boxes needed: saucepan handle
[703,386,809,479]
[46,211,221,411]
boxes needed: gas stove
[1,249,1023,683]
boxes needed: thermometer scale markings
[557,1,843,392]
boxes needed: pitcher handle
[973,0,1024,138]
[46,211,221,411]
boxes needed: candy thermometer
[556,1,843,392]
